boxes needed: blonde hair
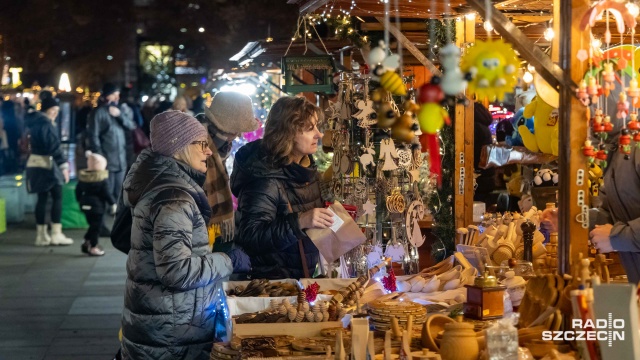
[262,96,322,166]
[173,144,199,169]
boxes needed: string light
[465,12,476,20]
[523,71,533,84]
[483,21,494,32]
[627,2,640,17]
[543,26,555,41]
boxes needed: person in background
[25,95,73,246]
[590,84,640,284]
[86,83,136,219]
[172,94,194,116]
[473,102,497,205]
[231,96,332,279]
[119,110,241,359]
[196,91,259,251]
[75,151,115,256]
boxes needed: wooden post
[557,0,590,274]
[454,17,475,229]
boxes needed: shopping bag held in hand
[306,201,366,263]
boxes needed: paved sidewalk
[0,215,125,360]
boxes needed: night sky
[0,0,299,89]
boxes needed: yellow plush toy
[519,75,559,156]
[519,95,559,156]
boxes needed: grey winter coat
[86,103,136,172]
[120,149,233,360]
[595,146,640,284]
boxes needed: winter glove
[227,248,251,274]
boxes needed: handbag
[26,154,53,169]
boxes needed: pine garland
[425,19,457,62]
[428,116,456,262]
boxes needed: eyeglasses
[191,140,209,153]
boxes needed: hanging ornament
[592,108,607,140]
[362,199,376,216]
[629,112,640,132]
[582,140,596,164]
[620,129,632,159]
[391,100,420,143]
[384,243,405,262]
[576,79,590,105]
[417,81,449,187]
[603,115,614,132]
[406,200,426,247]
[380,71,407,96]
[439,43,469,96]
[353,99,377,128]
[396,148,413,169]
[627,78,640,104]
[360,145,376,168]
[366,245,384,268]
[460,39,519,101]
[368,40,407,96]
[602,62,616,90]
[586,75,601,105]
[379,138,399,171]
[595,143,609,168]
[617,92,630,119]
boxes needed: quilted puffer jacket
[120,149,233,360]
[24,111,67,194]
[230,140,323,279]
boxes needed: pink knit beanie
[150,110,207,157]
[85,151,107,171]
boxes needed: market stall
[214,0,640,359]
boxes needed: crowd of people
[13,84,331,359]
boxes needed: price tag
[328,207,344,233]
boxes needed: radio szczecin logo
[542,313,624,347]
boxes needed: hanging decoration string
[393,0,403,75]
[284,15,305,57]
[383,0,390,55]
[485,0,493,39]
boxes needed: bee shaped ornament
[368,41,406,96]
[390,100,420,144]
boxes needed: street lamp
[59,73,71,92]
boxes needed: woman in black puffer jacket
[231,96,333,279]
[25,94,73,246]
[120,110,238,360]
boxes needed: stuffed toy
[588,162,604,197]
[519,95,559,155]
[506,108,534,147]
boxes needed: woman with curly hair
[231,96,333,279]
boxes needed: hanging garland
[306,15,369,49]
[427,116,456,261]
[425,19,457,61]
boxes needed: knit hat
[85,151,107,171]
[101,83,119,98]
[150,110,208,157]
[204,91,259,134]
[40,97,59,112]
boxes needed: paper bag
[306,201,366,263]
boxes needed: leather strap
[298,239,310,278]
[278,180,311,279]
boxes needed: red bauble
[382,267,397,293]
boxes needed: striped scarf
[203,133,235,245]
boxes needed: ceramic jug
[439,322,479,360]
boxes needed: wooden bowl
[421,314,454,351]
